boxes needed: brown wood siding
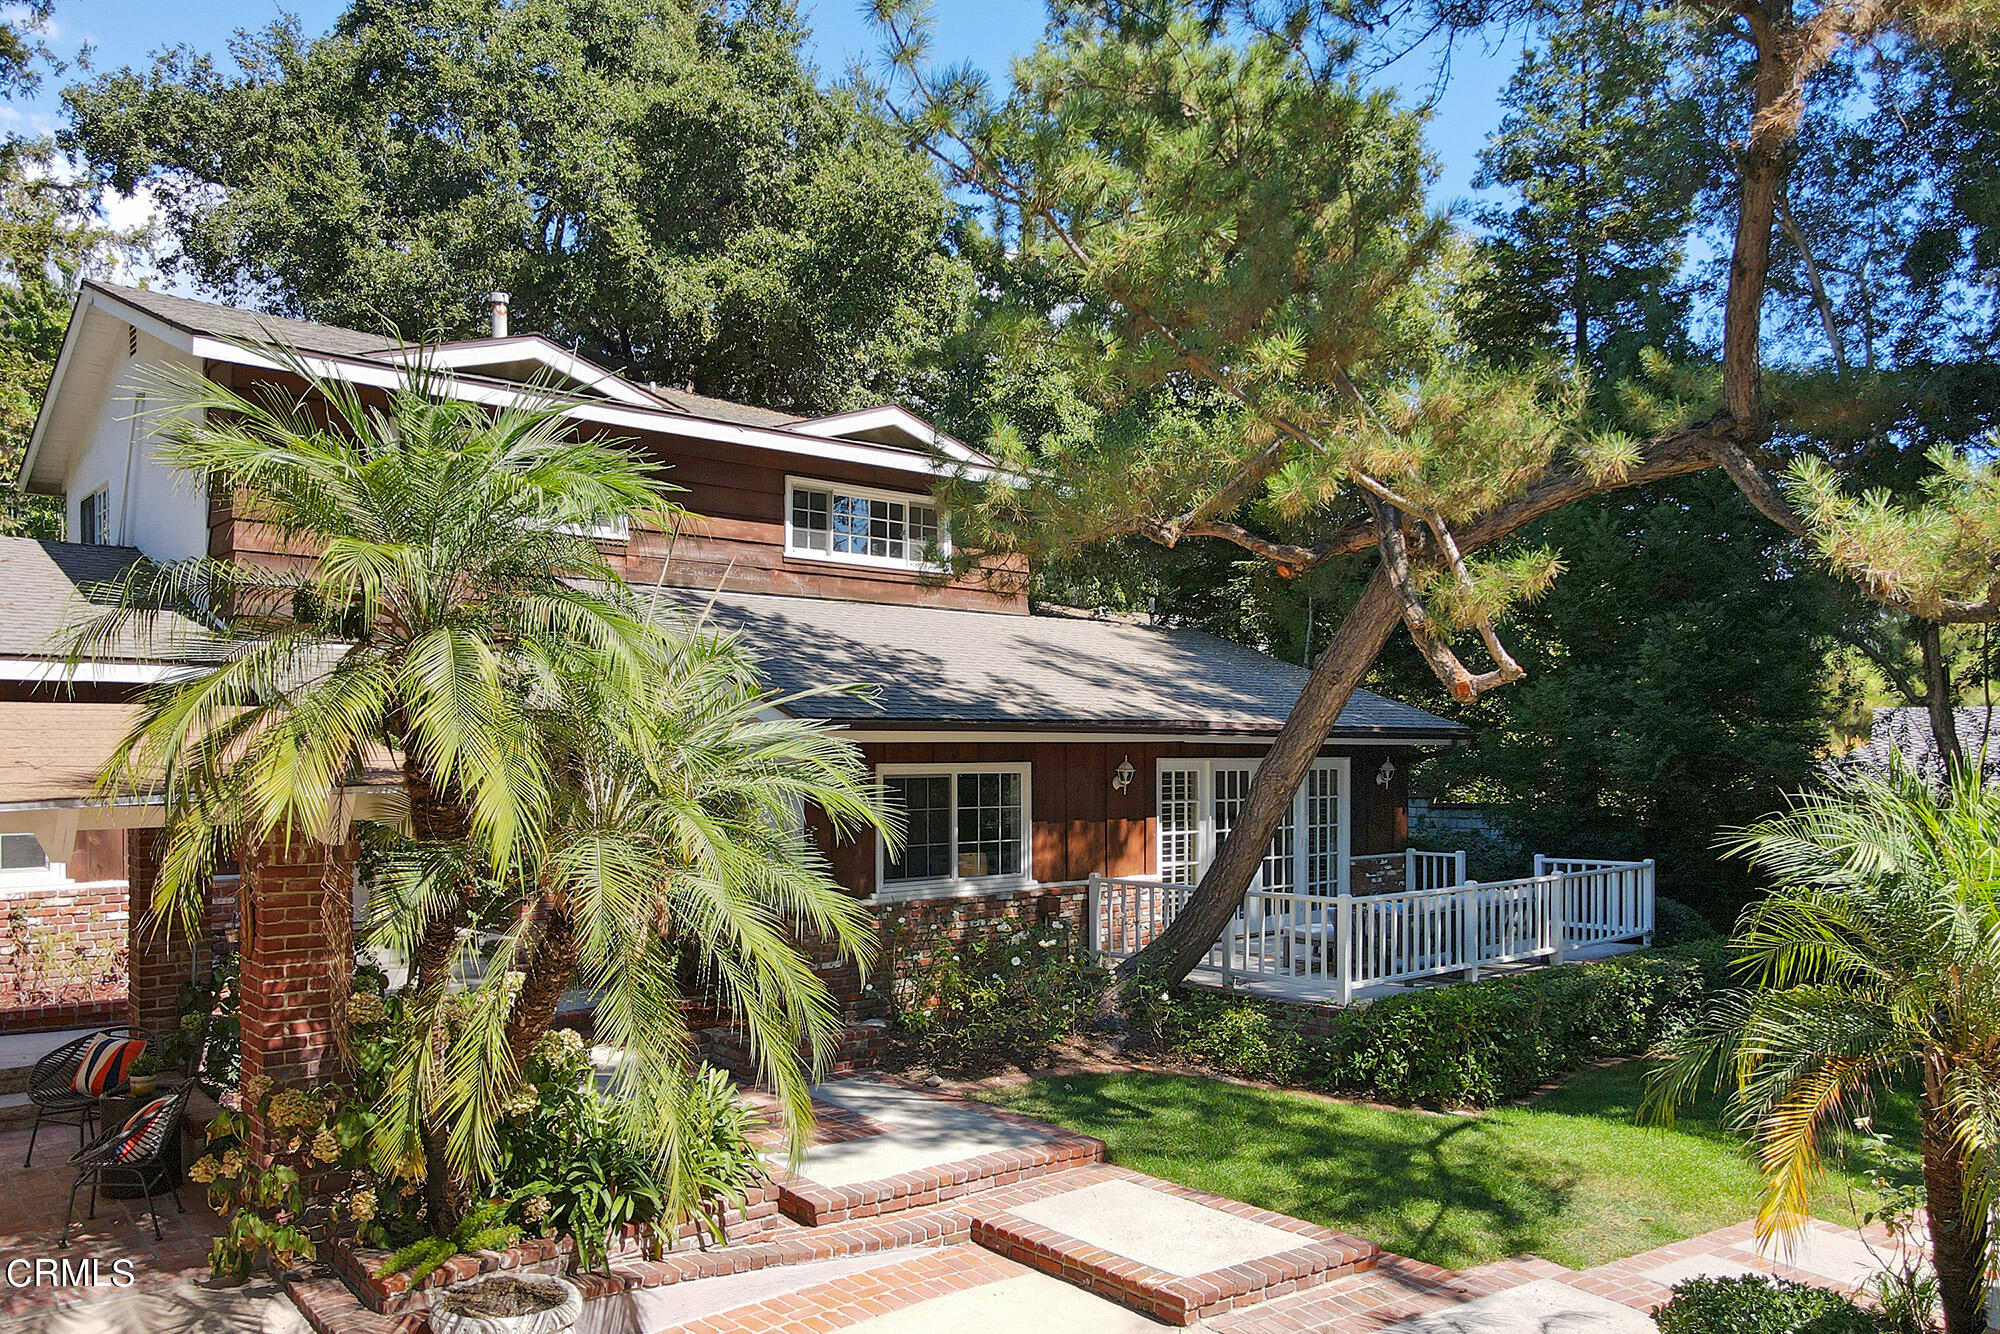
[811,740,1418,897]
[200,365,1024,611]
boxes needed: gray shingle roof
[93,282,399,359]
[1828,706,2000,791]
[652,587,1467,739]
[0,538,216,663]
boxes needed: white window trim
[556,515,631,542]
[0,832,67,890]
[784,475,950,573]
[1156,757,1351,897]
[872,761,1033,902]
[77,485,111,546]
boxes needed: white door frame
[1156,756,1351,896]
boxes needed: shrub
[1653,895,1724,947]
[879,916,1104,1070]
[1654,1275,1879,1334]
[1125,949,1711,1109]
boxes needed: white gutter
[16,285,1015,491]
[0,657,202,685]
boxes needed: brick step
[0,1090,33,1127]
[967,1168,1378,1326]
[771,1128,1105,1227]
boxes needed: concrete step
[968,1171,1377,1326]
[765,1078,1104,1227]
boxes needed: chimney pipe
[488,290,510,339]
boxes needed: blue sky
[13,0,1525,235]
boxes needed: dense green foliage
[1654,1275,1880,1334]
[62,0,968,413]
[1123,950,1710,1108]
[983,1062,1904,1271]
[877,915,1104,1070]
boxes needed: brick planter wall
[0,996,125,1035]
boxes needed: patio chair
[58,1078,194,1247]
[22,1027,150,1169]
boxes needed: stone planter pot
[427,1275,583,1334]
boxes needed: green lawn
[979,1062,1914,1272]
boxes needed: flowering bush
[878,914,1104,1070]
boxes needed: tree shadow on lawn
[1003,1073,1579,1269]
[994,1062,1924,1271]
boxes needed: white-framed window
[77,487,112,546]
[785,477,946,571]
[874,762,1031,901]
[1156,757,1349,896]
[0,832,63,887]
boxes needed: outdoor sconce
[1377,756,1397,789]
[1112,756,1136,792]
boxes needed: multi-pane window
[77,488,111,546]
[879,767,1028,896]
[883,775,954,882]
[1157,768,1200,884]
[787,480,944,568]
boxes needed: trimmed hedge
[1125,948,1710,1109]
[1654,1275,1879,1334]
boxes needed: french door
[1156,758,1349,896]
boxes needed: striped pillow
[70,1035,145,1097]
[114,1096,171,1162]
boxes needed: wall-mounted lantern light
[1377,756,1397,789]
[1112,756,1136,792]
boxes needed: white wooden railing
[1087,854,1655,1003]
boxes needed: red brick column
[126,827,213,1036]
[238,828,356,1141]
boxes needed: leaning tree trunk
[1115,565,1403,989]
[1921,1062,1991,1334]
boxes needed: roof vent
[127,324,138,357]
[487,290,509,339]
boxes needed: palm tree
[69,346,679,1217]
[372,625,890,1207]
[1645,764,2000,1334]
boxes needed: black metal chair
[22,1026,150,1169]
[58,1078,194,1247]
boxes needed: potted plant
[127,1051,161,1097]
[427,1274,582,1334]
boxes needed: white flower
[1160,991,1170,1001]
[1010,957,1021,966]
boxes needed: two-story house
[0,281,1465,1037]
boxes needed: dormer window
[786,477,945,570]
